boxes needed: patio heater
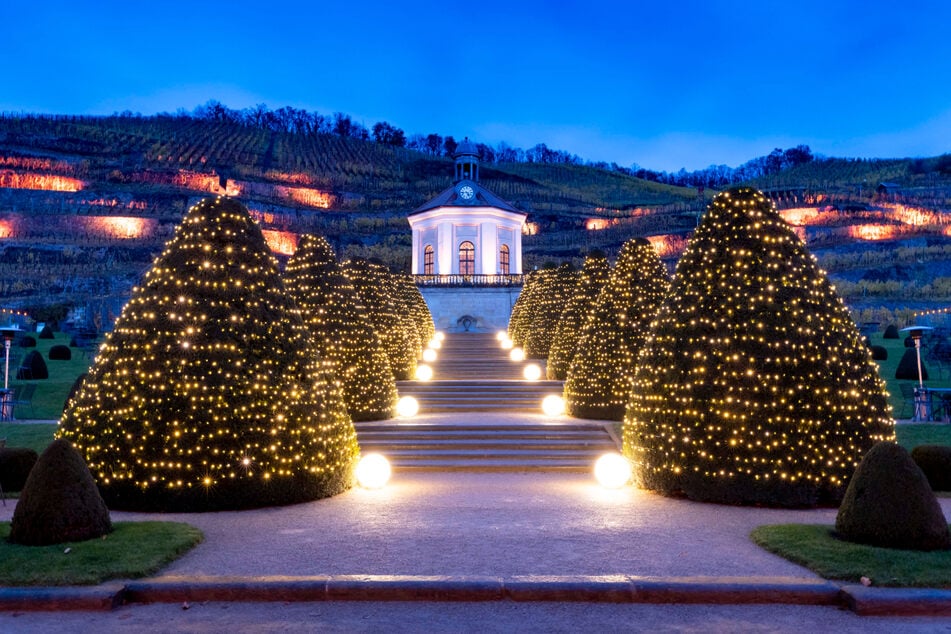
[900,325,934,421]
[1,325,21,389]
[0,325,20,421]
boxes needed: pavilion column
[480,221,497,275]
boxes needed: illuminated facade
[407,139,526,276]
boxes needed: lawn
[0,521,202,586]
[6,331,96,420]
[751,523,951,588]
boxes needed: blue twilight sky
[2,0,950,172]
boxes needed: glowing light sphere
[355,453,391,489]
[428,338,442,350]
[496,330,508,341]
[542,394,565,416]
[509,347,526,362]
[501,338,514,350]
[397,396,420,417]
[415,364,433,381]
[523,363,542,381]
[594,453,632,489]
[434,331,445,341]
[422,348,437,362]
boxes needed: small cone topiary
[9,439,112,546]
[524,263,577,359]
[16,350,48,380]
[38,325,55,339]
[49,344,72,361]
[508,268,547,347]
[883,324,899,339]
[895,348,927,380]
[836,441,950,550]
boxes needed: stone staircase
[353,332,620,472]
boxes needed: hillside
[1,112,950,327]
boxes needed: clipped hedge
[18,336,36,348]
[48,344,72,361]
[38,325,54,339]
[896,348,927,381]
[870,345,888,361]
[911,445,951,492]
[883,324,899,339]
[0,447,39,492]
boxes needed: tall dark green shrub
[58,197,358,511]
[896,348,927,380]
[16,350,48,380]
[625,187,894,507]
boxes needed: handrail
[412,274,525,287]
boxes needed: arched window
[499,244,510,274]
[458,241,475,275]
[423,244,434,275]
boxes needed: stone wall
[419,286,522,332]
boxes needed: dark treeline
[2,101,815,189]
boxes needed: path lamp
[900,326,934,421]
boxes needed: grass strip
[752,523,951,588]
[0,521,202,586]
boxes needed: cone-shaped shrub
[548,252,610,380]
[38,325,54,339]
[345,259,417,380]
[49,344,72,360]
[625,187,894,507]
[58,197,358,511]
[388,274,423,359]
[284,235,397,421]
[836,442,950,550]
[16,350,48,380]
[398,275,435,346]
[883,324,899,339]
[896,348,928,380]
[0,447,38,492]
[911,445,951,492]
[9,439,112,545]
[566,239,670,420]
[524,264,577,359]
[19,335,36,348]
[509,269,545,347]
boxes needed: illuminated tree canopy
[284,234,397,421]
[344,258,418,380]
[59,197,358,511]
[566,238,670,420]
[624,187,894,507]
[548,252,610,380]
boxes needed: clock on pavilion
[407,138,527,330]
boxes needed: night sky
[3,0,950,171]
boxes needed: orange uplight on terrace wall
[646,234,689,259]
[280,186,332,208]
[0,171,85,192]
[82,216,156,239]
[779,207,821,226]
[585,218,617,231]
[849,224,898,241]
[261,229,299,256]
[522,222,539,236]
[0,219,15,239]
[884,203,942,227]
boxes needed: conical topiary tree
[284,235,397,421]
[59,197,359,512]
[836,441,950,550]
[509,268,545,347]
[345,259,417,380]
[9,439,112,546]
[548,252,610,379]
[624,187,894,507]
[565,238,670,420]
[398,275,435,346]
[524,263,577,359]
[896,348,928,381]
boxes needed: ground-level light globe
[355,453,391,489]
[415,364,433,381]
[422,348,437,362]
[428,338,441,350]
[434,331,445,341]
[510,347,526,362]
[501,338,514,350]
[496,330,508,341]
[594,453,631,489]
[397,396,420,417]
[523,363,542,381]
[542,394,565,416]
